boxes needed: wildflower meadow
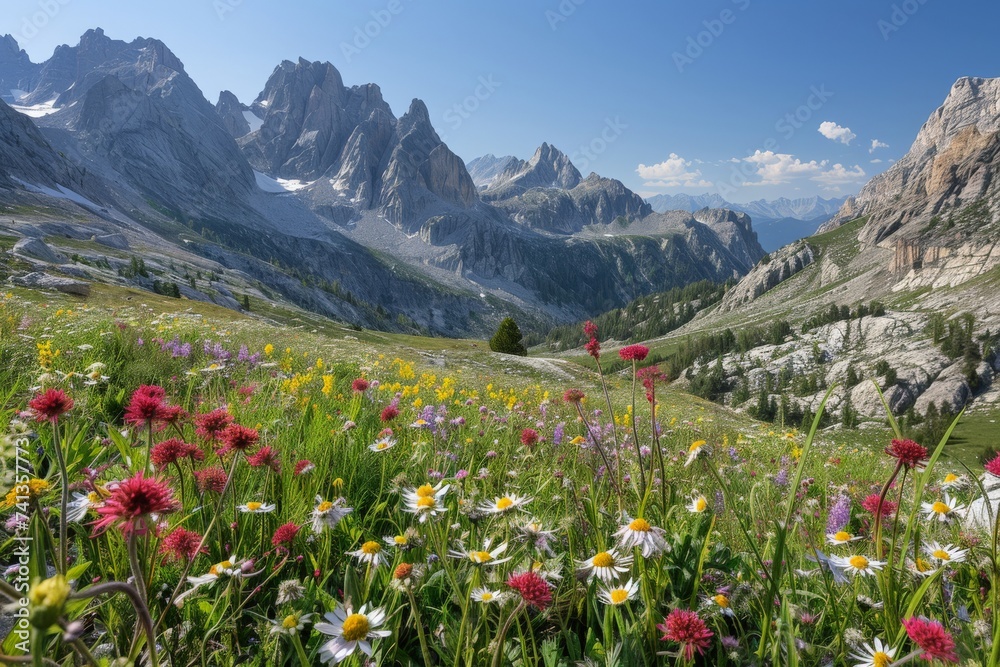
[0,290,997,666]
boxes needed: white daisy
[684,440,710,467]
[471,587,507,604]
[614,517,668,557]
[848,637,896,667]
[311,497,352,532]
[921,493,966,523]
[348,540,387,568]
[402,483,449,523]
[270,612,314,636]
[940,472,967,490]
[906,556,937,578]
[369,436,396,453]
[448,537,512,566]
[687,495,710,514]
[478,493,532,515]
[174,556,255,606]
[830,554,885,578]
[826,531,863,546]
[237,501,275,514]
[924,541,968,567]
[597,578,640,606]
[705,593,735,617]
[315,602,391,664]
[576,549,632,583]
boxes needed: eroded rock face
[0,34,39,103]
[10,272,90,295]
[717,243,815,312]
[215,90,250,138]
[13,237,67,264]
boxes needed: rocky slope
[0,34,38,103]
[466,154,517,188]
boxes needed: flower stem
[51,418,69,574]
[407,588,435,667]
[289,632,311,667]
[490,601,525,667]
[127,532,147,606]
[629,360,647,497]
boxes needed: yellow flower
[29,574,70,628]
[264,344,274,356]
[2,478,51,509]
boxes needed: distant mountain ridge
[0,29,766,336]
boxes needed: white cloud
[812,163,867,186]
[870,158,883,164]
[818,121,856,145]
[869,139,889,153]
[739,151,866,188]
[636,153,710,188]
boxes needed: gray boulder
[11,272,90,296]
[12,237,67,264]
[93,233,129,250]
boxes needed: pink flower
[985,453,1000,478]
[506,571,551,610]
[351,378,370,393]
[520,428,539,447]
[160,527,207,562]
[246,446,281,474]
[885,438,929,469]
[150,438,197,468]
[862,493,897,517]
[217,424,259,455]
[657,609,713,661]
[380,405,399,422]
[271,522,300,547]
[123,385,169,428]
[585,337,601,360]
[28,389,73,422]
[293,459,314,476]
[902,617,958,663]
[583,321,598,337]
[92,472,179,536]
[618,344,650,362]
[194,409,233,441]
[194,466,228,494]
[563,389,585,404]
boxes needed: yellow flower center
[689,440,706,452]
[282,614,299,629]
[496,497,514,510]
[713,594,730,608]
[610,589,629,604]
[873,651,891,667]
[246,502,262,511]
[915,558,932,572]
[317,501,333,512]
[932,549,950,561]
[376,442,388,450]
[393,535,408,545]
[361,541,381,555]
[87,492,100,503]
[416,484,435,497]
[694,497,708,512]
[480,592,493,601]
[209,560,233,575]
[849,555,869,570]
[592,552,615,568]
[570,436,586,445]
[833,531,851,542]
[341,613,370,642]
[931,501,950,515]
[470,551,493,563]
[628,518,652,532]
[944,473,959,483]
[417,496,436,509]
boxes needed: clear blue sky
[6,0,998,202]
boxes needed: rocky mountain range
[657,76,1000,422]
[647,193,849,251]
[0,29,764,336]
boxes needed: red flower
[247,445,282,474]
[585,337,601,360]
[885,438,929,469]
[506,571,551,610]
[381,405,399,422]
[902,617,958,663]
[618,344,650,362]
[637,365,667,391]
[657,609,714,661]
[583,321,598,337]
[194,466,228,494]
[861,493,897,517]
[394,563,414,580]
[985,453,1000,478]
[351,378,370,393]
[160,527,207,562]
[157,404,187,430]
[151,438,194,468]
[194,409,233,441]
[271,522,300,547]
[520,428,539,447]
[217,424,259,455]
[293,459,314,476]
[92,472,179,536]
[28,389,74,422]
[124,386,169,428]
[563,389,585,404]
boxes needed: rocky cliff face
[825,77,1000,246]
[216,90,251,138]
[483,143,582,197]
[466,154,517,188]
[0,99,76,188]
[0,35,38,103]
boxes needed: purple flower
[826,493,852,534]
[552,423,565,445]
[455,469,468,480]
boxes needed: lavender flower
[826,493,851,534]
